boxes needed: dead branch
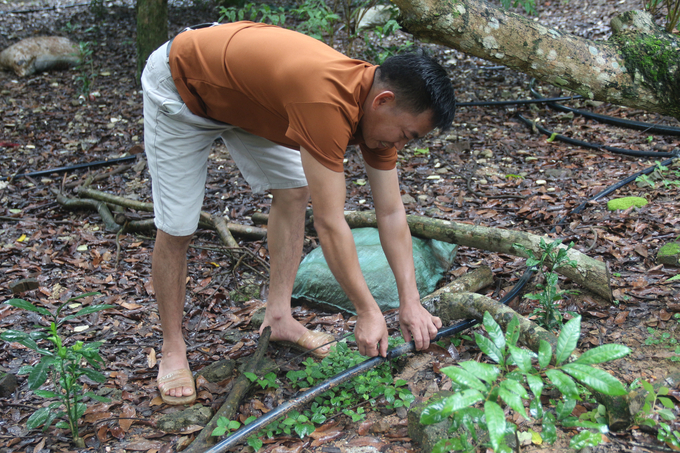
[184,327,271,452]
[52,189,121,232]
[343,210,612,303]
[421,266,494,314]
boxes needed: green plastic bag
[292,228,457,314]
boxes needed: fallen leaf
[150,395,164,406]
[34,437,46,452]
[97,425,109,442]
[180,425,205,434]
[123,440,164,451]
[614,311,629,324]
[119,403,136,432]
[660,309,672,321]
[147,348,157,368]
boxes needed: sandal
[157,368,196,405]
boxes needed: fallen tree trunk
[430,291,557,354]
[344,210,612,302]
[184,327,271,452]
[393,0,680,120]
[420,266,494,315]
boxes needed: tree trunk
[344,211,612,303]
[393,0,680,120]
[136,0,168,84]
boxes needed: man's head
[376,52,456,131]
[360,52,456,150]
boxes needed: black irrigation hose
[515,114,678,159]
[457,95,582,108]
[1,155,137,181]
[528,80,680,136]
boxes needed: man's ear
[371,90,396,109]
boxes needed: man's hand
[354,308,389,357]
[399,303,442,351]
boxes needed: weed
[290,0,341,45]
[644,327,680,361]
[362,19,413,64]
[0,293,114,448]
[218,2,286,25]
[421,312,630,452]
[514,238,578,332]
[75,41,98,97]
[636,160,680,189]
[212,338,413,448]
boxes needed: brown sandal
[157,368,196,405]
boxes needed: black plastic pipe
[516,114,677,159]
[1,155,137,181]
[528,80,680,136]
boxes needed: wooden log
[420,266,494,315]
[184,327,272,452]
[432,291,557,353]
[343,210,612,303]
[53,190,122,232]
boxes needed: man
[142,21,456,405]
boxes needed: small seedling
[0,293,113,447]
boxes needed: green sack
[292,227,457,314]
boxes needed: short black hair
[377,51,456,131]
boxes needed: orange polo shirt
[168,21,397,172]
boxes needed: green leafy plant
[500,0,536,15]
[420,312,631,452]
[515,238,578,332]
[218,2,287,25]
[629,377,680,449]
[75,41,97,97]
[645,0,680,33]
[643,327,680,361]
[291,0,341,45]
[0,293,114,447]
[362,18,413,64]
[212,338,413,448]
[636,161,680,188]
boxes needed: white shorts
[141,42,308,236]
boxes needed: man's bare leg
[260,187,320,345]
[154,230,194,398]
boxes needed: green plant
[0,294,114,447]
[218,2,287,25]
[636,161,680,189]
[420,312,631,452]
[515,238,578,332]
[500,0,536,15]
[645,0,680,33]
[362,19,413,64]
[291,0,341,45]
[75,41,97,97]
[643,327,680,361]
[212,338,413,448]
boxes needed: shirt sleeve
[359,143,398,170]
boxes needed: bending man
[141,21,456,405]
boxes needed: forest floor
[1,0,679,451]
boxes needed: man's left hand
[399,303,442,351]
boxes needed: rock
[0,37,82,77]
[408,391,453,453]
[222,329,248,344]
[156,404,213,432]
[197,359,235,383]
[249,305,266,330]
[357,5,395,30]
[607,196,648,211]
[0,372,18,397]
[9,278,39,294]
[401,194,416,205]
[658,242,680,266]
[229,276,261,303]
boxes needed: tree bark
[135,0,168,84]
[393,0,680,120]
[344,210,612,302]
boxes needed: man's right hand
[354,308,389,357]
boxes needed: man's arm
[299,147,389,357]
[364,163,442,350]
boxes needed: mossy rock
[607,196,648,211]
[197,359,235,383]
[408,391,454,453]
[156,404,213,432]
[658,242,680,266]
[0,372,18,397]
